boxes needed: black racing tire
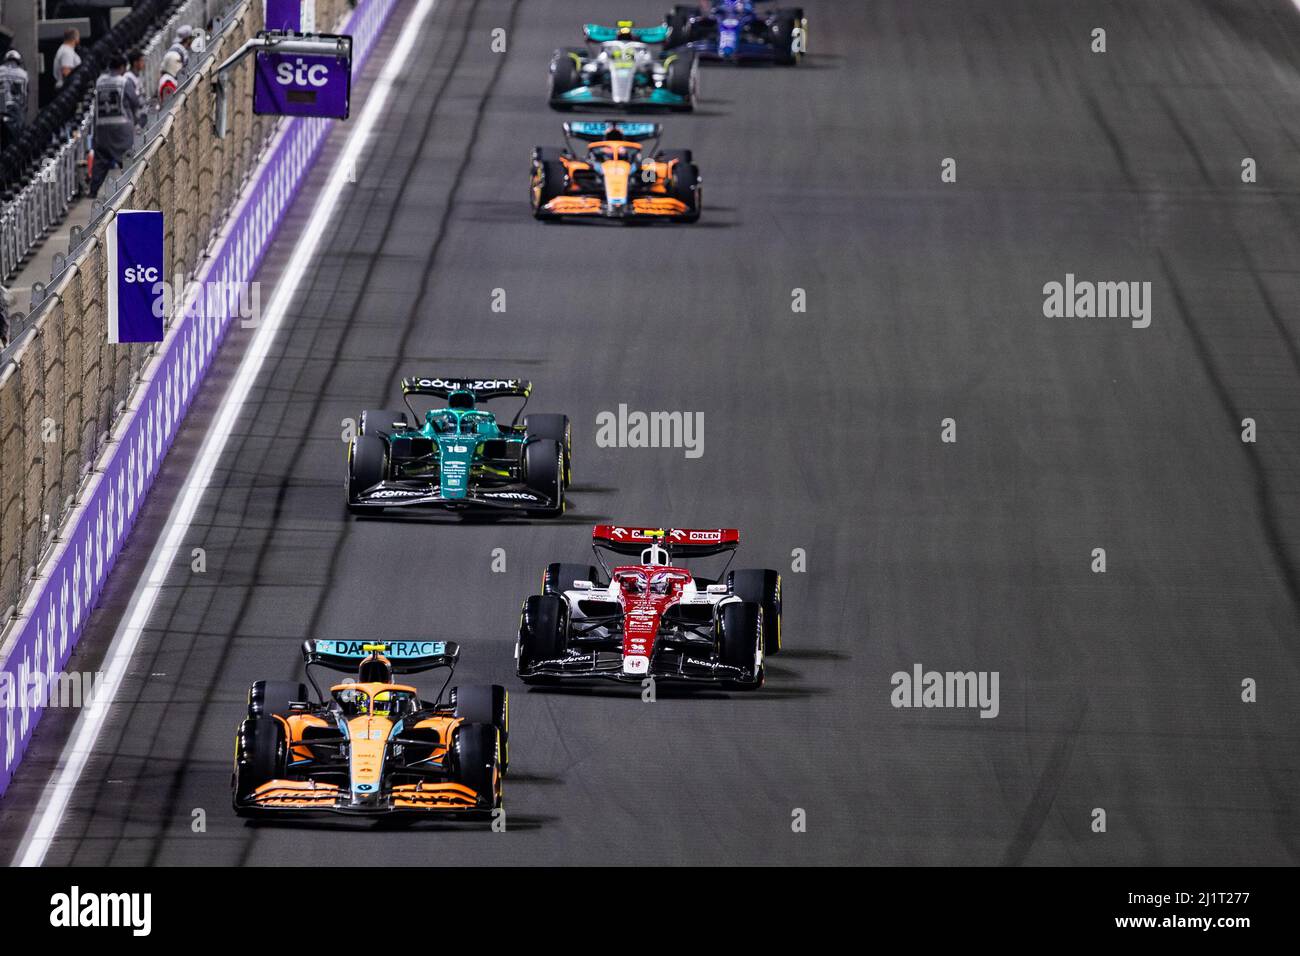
[664,6,697,48]
[359,408,413,439]
[347,432,388,513]
[524,438,565,517]
[247,680,310,718]
[543,562,603,595]
[664,50,697,108]
[717,601,764,690]
[549,49,582,105]
[523,414,571,486]
[517,593,568,683]
[452,684,510,776]
[451,721,502,812]
[671,163,701,222]
[771,12,803,65]
[232,716,288,810]
[727,569,782,655]
[532,159,567,219]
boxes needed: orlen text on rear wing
[592,525,740,558]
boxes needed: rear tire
[247,680,310,718]
[543,562,603,595]
[727,569,782,655]
[232,716,288,811]
[451,722,502,812]
[359,408,413,439]
[717,601,764,690]
[772,12,804,64]
[524,438,565,517]
[671,163,701,222]
[517,594,568,683]
[664,50,697,109]
[452,685,509,776]
[523,414,571,486]
[347,433,388,514]
[664,6,697,48]
[549,49,582,107]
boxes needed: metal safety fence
[0,0,352,620]
[0,0,387,799]
[0,0,233,283]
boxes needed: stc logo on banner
[253,46,351,120]
[107,209,165,344]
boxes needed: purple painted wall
[0,0,398,797]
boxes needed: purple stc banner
[265,0,307,31]
[0,0,397,799]
[253,48,351,119]
[107,209,165,344]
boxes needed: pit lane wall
[0,0,400,797]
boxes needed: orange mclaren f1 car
[531,120,700,222]
[232,640,507,819]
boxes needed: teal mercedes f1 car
[346,377,572,518]
[549,20,698,112]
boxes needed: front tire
[671,163,701,222]
[347,432,388,514]
[451,722,502,813]
[524,438,565,517]
[247,680,310,718]
[717,601,764,690]
[232,716,287,812]
[517,594,568,683]
[664,50,697,109]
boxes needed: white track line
[14,0,440,867]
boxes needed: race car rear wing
[564,120,662,143]
[583,22,671,44]
[592,525,740,558]
[400,377,532,401]
[302,639,461,674]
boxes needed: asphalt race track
[2,0,1299,865]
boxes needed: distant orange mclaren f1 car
[531,120,701,222]
[232,640,507,819]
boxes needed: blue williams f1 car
[664,2,806,65]
[346,377,572,518]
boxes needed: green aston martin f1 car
[346,377,572,518]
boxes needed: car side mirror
[706,584,728,594]
[392,421,410,432]
[573,580,594,590]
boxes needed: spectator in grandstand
[89,55,140,199]
[52,28,81,91]
[0,50,28,152]
[158,51,182,104]
[168,25,195,70]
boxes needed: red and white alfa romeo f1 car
[515,525,782,689]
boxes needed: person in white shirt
[158,51,181,103]
[167,26,194,70]
[125,49,146,128]
[52,28,81,90]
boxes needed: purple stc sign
[107,209,165,343]
[0,0,396,800]
[253,47,351,119]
